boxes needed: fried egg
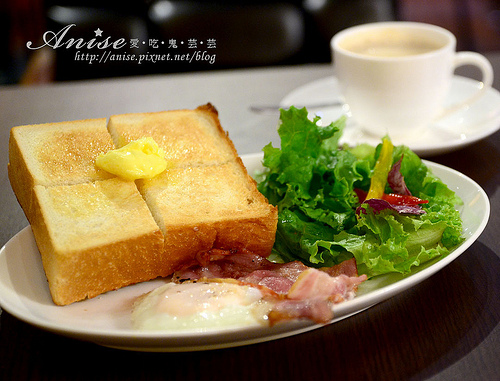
[132,281,271,331]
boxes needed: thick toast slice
[8,118,115,223]
[8,104,277,305]
[31,178,165,306]
[108,104,237,168]
[137,159,277,271]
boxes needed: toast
[137,159,278,271]
[8,104,278,305]
[107,104,237,168]
[30,179,165,305]
[8,118,115,223]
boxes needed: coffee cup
[331,22,494,139]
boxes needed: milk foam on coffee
[339,29,446,57]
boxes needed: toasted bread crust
[8,104,278,305]
[162,215,278,273]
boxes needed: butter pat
[96,137,167,180]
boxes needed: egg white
[132,281,271,331]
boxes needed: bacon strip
[174,253,360,284]
[267,268,367,325]
[172,252,367,325]
[238,261,309,294]
[268,299,334,325]
[321,257,359,277]
[172,251,309,286]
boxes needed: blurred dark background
[1,0,500,85]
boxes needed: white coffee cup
[331,22,494,139]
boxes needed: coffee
[339,30,445,58]
[331,22,493,139]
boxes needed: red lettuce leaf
[387,156,411,196]
[357,198,426,216]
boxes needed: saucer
[280,75,500,156]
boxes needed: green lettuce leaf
[257,106,464,277]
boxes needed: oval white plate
[280,75,500,157]
[0,153,490,352]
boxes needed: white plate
[280,75,500,156]
[0,154,490,352]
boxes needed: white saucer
[280,75,500,156]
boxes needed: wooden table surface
[0,57,499,380]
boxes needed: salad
[257,107,464,278]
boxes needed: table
[1,56,499,380]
